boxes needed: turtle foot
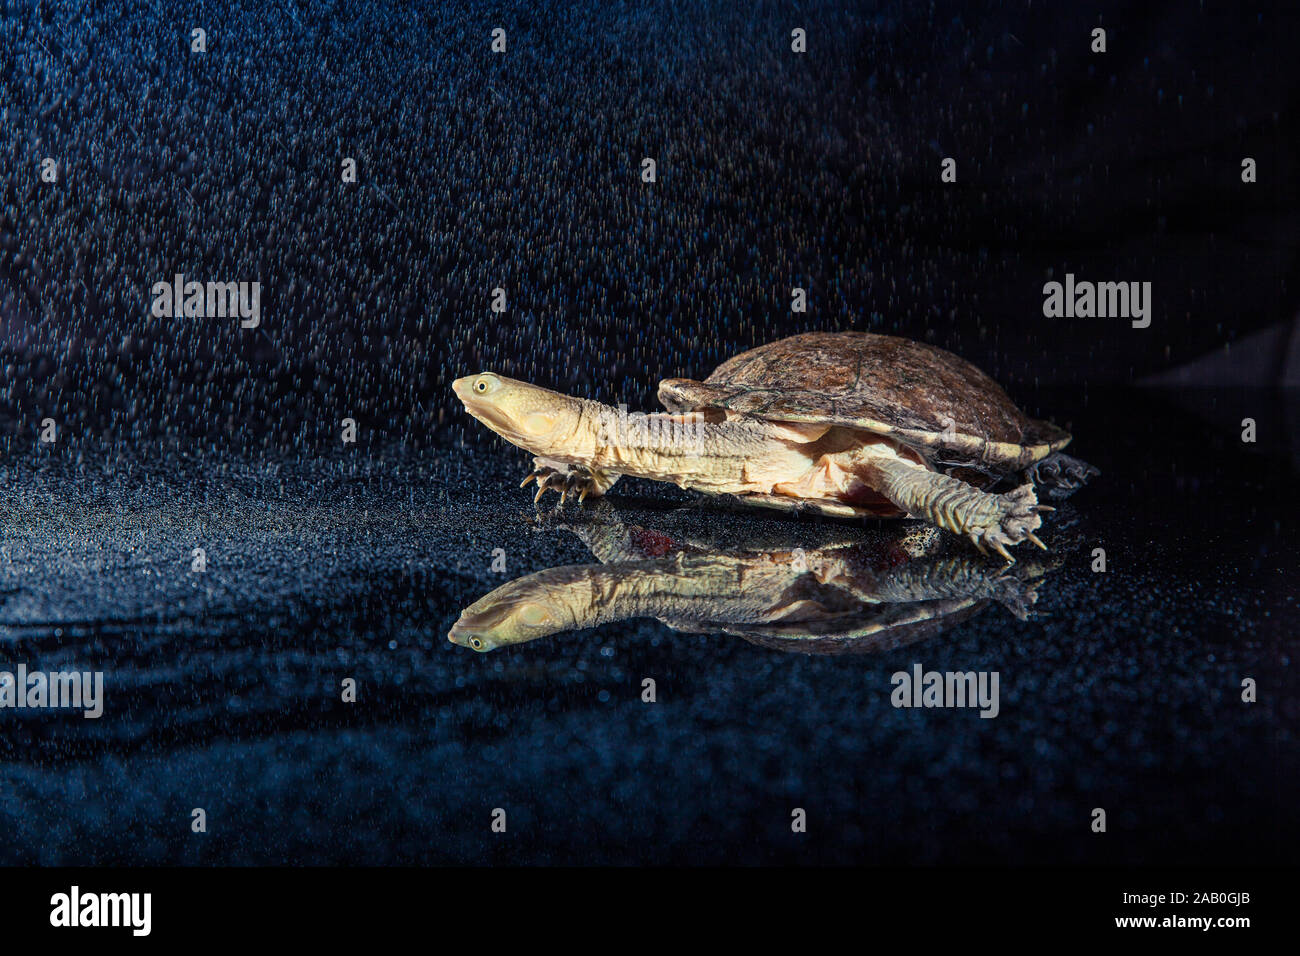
[965,483,1052,564]
[1028,452,1099,500]
[870,458,1052,563]
[520,459,618,506]
[990,571,1042,620]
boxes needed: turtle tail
[1025,452,1100,500]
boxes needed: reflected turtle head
[448,569,584,652]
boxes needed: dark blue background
[0,1,1296,865]
[2,0,1297,448]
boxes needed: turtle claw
[965,482,1044,564]
[991,574,1041,621]
[522,460,611,507]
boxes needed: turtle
[451,331,1097,560]
[447,509,1062,654]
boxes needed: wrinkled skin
[453,370,1060,560]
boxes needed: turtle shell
[658,332,1071,472]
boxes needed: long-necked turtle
[452,332,1097,560]
[447,510,1062,654]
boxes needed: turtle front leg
[868,458,1051,563]
[521,457,621,505]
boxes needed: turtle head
[452,372,594,458]
[448,567,590,651]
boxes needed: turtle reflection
[449,506,1065,654]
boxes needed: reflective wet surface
[449,507,1066,655]
[0,387,1295,864]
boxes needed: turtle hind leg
[868,458,1052,563]
[1026,452,1099,500]
[521,457,620,505]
